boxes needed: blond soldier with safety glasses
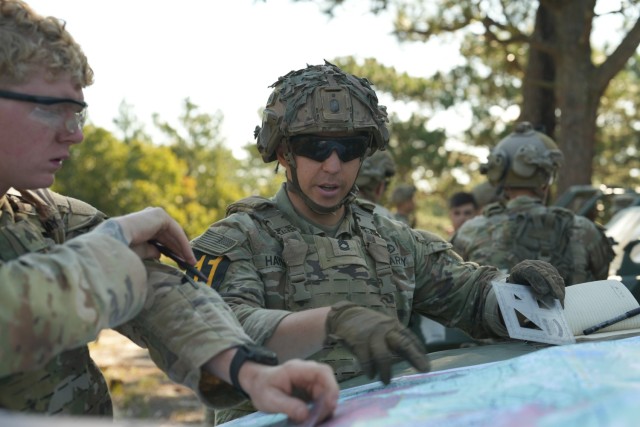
[0,89,87,133]
[190,61,567,425]
[0,1,338,423]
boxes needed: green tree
[113,100,150,144]
[333,57,482,197]
[53,127,175,210]
[240,140,284,198]
[593,52,640,189]
[152,98,247,218]
[56,98,291,237]
[52,125,215,238]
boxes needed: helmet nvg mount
[481,122,564,190]
[255,60,390,163]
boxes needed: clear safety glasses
[0,89,88,133]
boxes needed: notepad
[564,279,640,342]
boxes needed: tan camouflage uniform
[191,184,509,423]
[451,196,615,285]
[356,197,395,220]
[0,188,251,415]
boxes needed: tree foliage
[593,52,640,189]
[152,98,245,216]
[113,100,150,144]
[53,99,280,238]
[53,126,203,237]
[333,57,488,197]
[297,0,640,196]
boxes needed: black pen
[149,240,208,282]
[582,306,640,335]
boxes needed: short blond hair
[0,0,93,86]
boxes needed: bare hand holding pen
[94,207,196,264]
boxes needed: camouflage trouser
[0,347,113,415]
[207,401,255,425]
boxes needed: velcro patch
[195,230,239,255]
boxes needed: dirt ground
[88,329,206,425]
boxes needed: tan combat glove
[325,301,430,384]
[508,260,566,306]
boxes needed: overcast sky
[25,0,465,158]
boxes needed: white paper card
[492,281,575,345]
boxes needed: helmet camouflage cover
[481,122,564,189]
[391,183,417,205]
[255,60,390,163]
[356,150,396,189]
[471,181,500,208]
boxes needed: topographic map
[225,336,640,427]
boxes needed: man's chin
[314,197,345,209]
[26,175,55,190]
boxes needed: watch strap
[229,344,279,398]
[229,346,251,398]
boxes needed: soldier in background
[447,191,478,236]
[355,150,396,218]
[471,181,502,211]
[190,62,566,424]
[0,1,338,423]
[451,122,615,284]
[391,183,417,227]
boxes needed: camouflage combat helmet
[391,184,416,205]
[481,122,564,189]
[255,60,390,163]
[471,181,500,209]
[356,150,396,190]
[254,61,390,215]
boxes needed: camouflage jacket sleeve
[190,214,292,346]
[408,228,509,338]
[116,261,253,409]
[0,231,148,377]
[570,216,616,283]
[55,194,253,408]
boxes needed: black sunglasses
[289,135,370,163]
[0,89,88,109]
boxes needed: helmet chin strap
[285,179,357,215]
[282,144,362,216]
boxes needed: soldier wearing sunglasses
[0,1,340,423]
[190,61,567,424]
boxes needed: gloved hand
[508,260,566,306]
[325,301,430,384]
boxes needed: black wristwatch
[229,344,279,398]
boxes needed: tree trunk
[520,4,557,137]
[548,0,599,196]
